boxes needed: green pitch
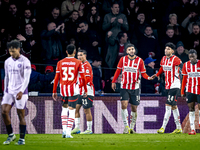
[0,134,200,150]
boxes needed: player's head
[7,40,21,58]
[77,49,87,62]
[165,42,175,57]
[66,44,76,56]
[125,43,137,57]
[188,49,197,64]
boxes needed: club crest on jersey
[86,69,89,73]
[18,64,22,68]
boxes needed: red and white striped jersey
[182,60,200,94]
[117,55,146,90]
[79,61,95,96]
[159,55,182,89]
[53,57,84,97]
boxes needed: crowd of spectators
[1,0,200,94]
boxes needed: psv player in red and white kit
[52,44,87,138]
[181,49,200,135]
[71,50,95,134]
[111,44,153,134]
[154,43,182,134]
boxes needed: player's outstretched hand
[16,91,23,100]
[52,93,57,101]
[148,76,153,80]
[151,74,157,79]
[111,83,116,91]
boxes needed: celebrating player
[1,40,31,145]
[111,43,153,134]
[71,50,95,134]
[153,42,182,134]
[181,49,200,135]
[52,44,87,138]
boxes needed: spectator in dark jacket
[76,20,101,61]
[41,22,66,65]
[141,57,158,93]
[175,41,189,63]
[29,65,55,92]
[91,57,102,94]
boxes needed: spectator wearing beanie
[175,41,189,63]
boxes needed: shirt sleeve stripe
[141,71,146,73]
[117,67,122,69]
[182,74,187,75]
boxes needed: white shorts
[1,93,28,109]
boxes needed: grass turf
[0,134,200,150]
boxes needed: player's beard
[128,53,135,57]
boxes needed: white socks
[161,106,171,129]
[121,109,129,127]
[189,111,195,130]
[66,109,75,135]
[87,121,92,131]
[75,118,80,129]
[130,111,137,130]
[172,108,181,129]
[61,107,69,132]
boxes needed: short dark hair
[79,20,88,25]
[192,22,199,28]
[145,25,153,30]
[117,32,126,40]
[165,42,176,50]
[189,49,197,55]
[66,44,76,55]
[52,7,60,11]
[7,40,21,49]
[166,25,174,31]
[111,1,119,7]
[125,43,138,54]
[78,49,87,55]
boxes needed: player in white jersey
[1,40,31,145]
[71,50,95,134]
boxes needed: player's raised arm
[17,59,31,100]
[52,62,60,101]
[111,57,123,91]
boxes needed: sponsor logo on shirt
[124,66,137,73]
[188,72,200,77]
[163,65,172,71]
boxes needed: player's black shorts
[61,95,79,108]
[120,89,140,106]
[165,88,179,106]
[77,95,93,109]
[186,92,200,104]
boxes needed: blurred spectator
[175,41,189,63]
[61,0,82,19]
[102,1,128,39]
[141,57,158,93]
[102,0,124,15]
[26,0,43,19]
[91,57,103,94]
[137,25,160,60]
[43,7,64,30]
[20,8,37,35]
[161,26,180,56]
[41,22,66,65]
[29,64,55,92]
[76,20,101,61]
[187,23,200,56]
[124,0,138,24]
[65,10,79,42]
[78,2,86,19]
[41,66,56,93]
[105,31,129,69]
[1,3,21,37]
[86,0,102,14]
[182,7,199,34]
[16,23,40,62]
[86,5,102,32]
